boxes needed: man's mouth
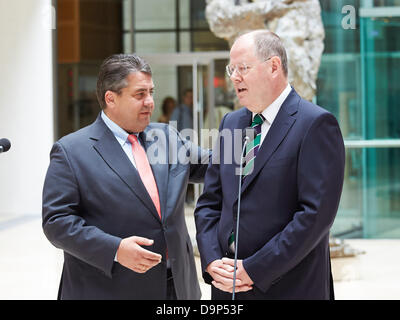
[140,107,153,114]
[238,88,247,93]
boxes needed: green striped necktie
[243,113,264,176]
[228,114,265,254]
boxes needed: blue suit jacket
[42,114,210,299]
[195,89,345,299]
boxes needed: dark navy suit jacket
[42,114,209,299]
[195,88,345,299]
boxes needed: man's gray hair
[252,30,288,77]
[96,53,152,109]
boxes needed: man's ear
[270,56,282,78]
[104,90,116,108]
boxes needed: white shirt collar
[253,83,292,124]
[101,111,133,146]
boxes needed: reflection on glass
[135,33,176,53]
[332,148,400,238]
[332,148,364,237]
[363,148,400,238]
[362,16,400,139]
[318,0,362,139]
[134,0,176,30]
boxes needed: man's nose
[144,95,154,106]
[229,68,242,82]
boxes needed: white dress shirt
[101,111,141,263]
[101,111,137,168]
[253,83,292,146]
[101,111,171,266]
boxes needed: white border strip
[345,139,400,148]
[360,6,400,18]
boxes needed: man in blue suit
[42,54,209,299]
[195,30,345,300]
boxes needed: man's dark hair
[96,54,152,109]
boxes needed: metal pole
[193,59,200,202]
[208,59,215,131]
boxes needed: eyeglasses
[226,57,272,77]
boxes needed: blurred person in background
[158,96,176,123]
[170,88,193,131]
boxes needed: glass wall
[57,0,123,139]
[58,0,229,137]
[122,0,229,123]
[318,1,400,238]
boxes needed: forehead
[125,72,154,90]
[229,35,257,64]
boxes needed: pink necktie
[128,134,161,220]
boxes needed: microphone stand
[232,135,250,300]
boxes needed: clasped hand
[206,258,254,293]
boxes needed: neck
[261,79,288,111]
[274,78,289,97]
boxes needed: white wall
[0,0,54,216]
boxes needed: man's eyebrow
[133,87,155,93]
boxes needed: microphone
[232,127,254,300]
[0,138,11,153]
[241,126,257,143]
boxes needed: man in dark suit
[42,54,210,299]
[195,30,345,300]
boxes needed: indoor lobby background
[0,0,400,299]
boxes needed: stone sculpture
[206,0,325,101]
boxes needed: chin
[244,105,260,113]
[138,121,150,132]
[128,119,150,133]
[238,97,250,108]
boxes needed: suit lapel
[240,89,299,195]
[230,108,253,194]
[90,116,162,223]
